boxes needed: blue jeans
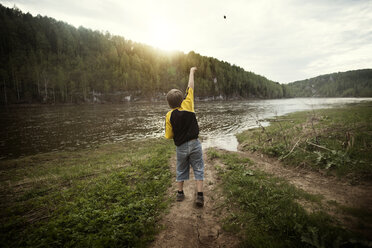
[176,139,204,181]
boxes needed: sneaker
[176,192,185,201]
[196,194,204,207]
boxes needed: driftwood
[306,140,334,152]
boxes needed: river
[1,98,371,160]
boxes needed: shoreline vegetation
[1,103,371,246]
[236,101,372,180]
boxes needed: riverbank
[0,95,269,108]
[2,97,371,107]
[205,102,372,247]
[0,138,174,247]
[237,101,372,180]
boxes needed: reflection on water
[0,98,371,159]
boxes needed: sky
[1,0,372,83]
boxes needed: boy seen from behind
[165,67,204,207]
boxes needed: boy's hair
[166,89,183,109]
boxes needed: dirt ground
[151,148,372,247]
[151,152,240,248]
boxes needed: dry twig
[306,140,334,152]
[280,137,302,160]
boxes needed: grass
[207,148,369,248]
[0,138,174,247]
[236,102,372,180]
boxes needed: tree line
[0,4,288,104]
[285,69,372,97]
[1,5,370,105]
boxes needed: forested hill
[286,69,372,97]
[0,4,289,104]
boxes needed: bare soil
[151,153,240,248]
[152,148,372,247]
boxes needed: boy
[165,67,204,207]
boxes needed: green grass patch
[208,148,369,248]
[0,138,174,247]
[237,102,372,180]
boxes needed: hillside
[286,69,372,97]
[0,4,288,104]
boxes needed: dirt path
[246,151,372,208]
[240,149,372,237]
[152,148,372,247]
[151,153,240,248]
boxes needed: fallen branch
[280,137,302,160]
[265,118,296,122]
[306,140,334,152]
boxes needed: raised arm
[188,67,197,89]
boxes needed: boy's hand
[188,67,197,89]
[190,67,197,74]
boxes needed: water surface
[1,98,371,159]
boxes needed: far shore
[2,96,372,108]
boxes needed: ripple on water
[1,98,371,159]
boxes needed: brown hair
[166,89,183,108]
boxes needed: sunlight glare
[148,19,177,51]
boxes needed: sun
[148,19,176,50]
